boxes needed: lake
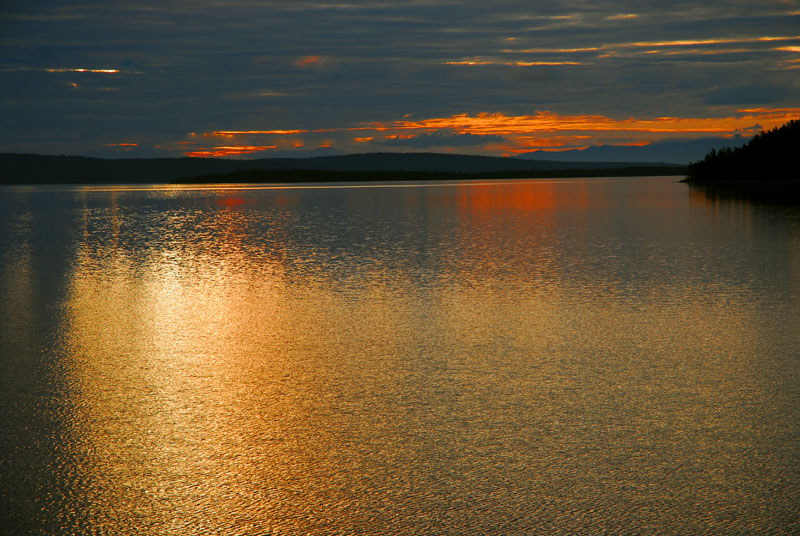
[1,176,799,534]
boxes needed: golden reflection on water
[3,178,799,534]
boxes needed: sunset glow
[503,47,602,53]
[3,1,797,158]
[498,34,800,60]
[444,59,582,66]
[46,68,120,73]
[184,145,277,157]
[365,110,800,153]
[183,107,799,157]
[209,130,309,136]
[295,55,322,67]
[382,110,799,136]
[105,143,139,149]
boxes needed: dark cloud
[1,1,798,156]
[705,83,798,106]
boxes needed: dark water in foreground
[1,177,799,534]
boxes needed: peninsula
[684,119,798,183]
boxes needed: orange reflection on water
[457,181,557,214]
[452,180,610,220]
[33,180,800,534]
[63,199,300,531]
[215,195,245,206]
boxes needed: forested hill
[685,119,799,182]
[1,152,683,185]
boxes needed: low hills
[519,136,749,165]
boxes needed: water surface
[2,177,799,534]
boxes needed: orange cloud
[188,108,799,157]
[295,55,322,67]
[379,109,800,137]
[503,47,601,53]
[485,135,593,153]
[642,47,754,56]
[185,145,277,157]
[617,35,800,49]
[208,129,309,136]
[358,108,798,155]
[444,59,581,66]
[501,34,800,61]
[514,61,582,66]
[47,68,120,73]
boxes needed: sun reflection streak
[63,192,298,531]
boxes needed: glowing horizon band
[47,68,120,73]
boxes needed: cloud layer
[1,1,798,157]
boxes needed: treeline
[1,152,685,185]
[0,154,249,184]
[685,119,799,182]
[173,165,687,184]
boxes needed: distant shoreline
[171,166,686,184]
[0,152,686,185]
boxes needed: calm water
[1,177,799,534]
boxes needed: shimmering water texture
[2,177,799,535]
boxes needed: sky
[1,1,799,158]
